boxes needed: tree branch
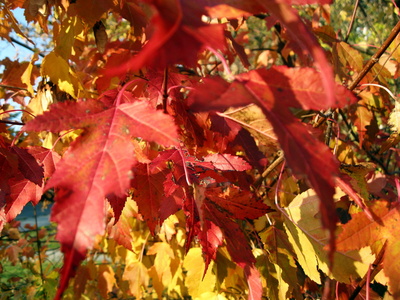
[0,84,28,91]
[0,120,25,126]
[344,0,360,42]
[315,20,400,129]
[10,37,45,58]
[348,19,400,91]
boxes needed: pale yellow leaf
[167,261,185,298]
[159,214,179,242]
[148,266,164,299]
[183,247,216,298]
[283,189,376,284]
[24,87,54,122]
[147,242,175,287]
[21,53,39,96]
[123,260,149,298]
[197,292,228,300]
[389,102,400,133]
[41,51,78,97]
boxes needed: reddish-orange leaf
[5,173,43,222]
[4,147,60,223]
[11,146,43,186]
[68,0,117,26]
[133,161,183,234]
[203,0,337,107]
[203,153,251,171]
[107,0,226,76]
[205,185,270,220]
[336,200,400,297]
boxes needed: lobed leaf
[23,95,179,297]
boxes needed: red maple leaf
[23,91,179,298]
[132,161,184,234]
[0,144,56,226]
[107,0,226,76]
[202,0,337,107]
[193,183,269,300]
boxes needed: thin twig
[344,0,360,42]
[254,151,284,188]
[0,84,28,91]
[0,120,25,126]
[10,37,45,58]
[338,109,392,174]
[324,111,335,146]
[348,20,400,91]
[33,203,45,286]
[316,20,400,129]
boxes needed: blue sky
[0,8,39,62]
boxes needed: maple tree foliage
[1,0,400,299]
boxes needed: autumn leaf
[4,146,58,223]
[10,146,43,186]
[67,0,117,26]
[258,226,302,299]
[192,183,269,299]
[123,260,149,298]
[283,189,377,284]
[107,197,139,251]
[97,264,116,299]
[107,0,226,76]
[5,173,42,222]
[203,0,338,107]
[132,162,182,233]
[23,92,179,298]
[336,200,400,297]
[41,51,79,97]
[183,247,217,298]
[203,153,251,171]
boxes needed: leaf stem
[32,203,45,286]
[206,47,234,80]
[254,150,284,188]
[162,68,169,113]
[216,112,277,141]
[0,109,35,119]
[115,79,145,106]
[50,129,75,151]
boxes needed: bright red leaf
[23,92,179,298]
[11,146,43,186]
[107,0,226,76]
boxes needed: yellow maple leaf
[283,189,376,284]
[41,51,79,98]
[183,247,217,299]
[122,260,149,298]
